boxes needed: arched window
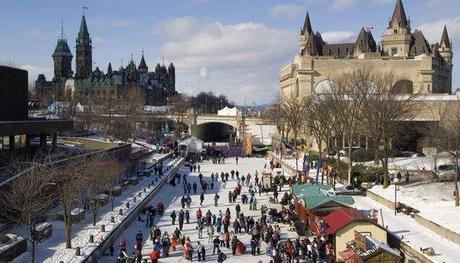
[393,80,414,94]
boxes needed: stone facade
[280,0,453,98]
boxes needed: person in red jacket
[150,249,160,263]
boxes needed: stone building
[280,0,453,98]
[35,15,176,106]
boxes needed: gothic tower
[439,25,453,65]
[381,0,412,57]
[52,23,73,81]
[75,15,92,79]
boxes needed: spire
[107,62,113,75]
[59,19,65,40]
[138,52,148,72]
[78,15,90,39]
[302,12,313,35]
[440,25,451,49]
[389,0,408,29]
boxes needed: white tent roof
[217,106,237,116]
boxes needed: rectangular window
[21,135,27,147]
[15,135,21,148]
[3,136,10,150]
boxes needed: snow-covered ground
[353,195,460,263]
[369,183,460,238]
[12,153,170,263]
[100,157,298,263]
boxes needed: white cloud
[417,16,460,44]
[269,4,303,20]
[199,67,208,78]
[19,64,52,83]
[331,0,358,10]
[321,31,356,43]
[154,17,297,103]
[93,35,107,44]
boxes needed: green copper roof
[291,184,333,198]
[78,15,89,39]
[53,39,73,57]
[302,195,354,210]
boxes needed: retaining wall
[83,156,184,262]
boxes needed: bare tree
[432,101,460,206]
[49,158,87,248]
[168,94,190,137]
[281,95,310,172]
[263,97,288,143]
[323,72,361,185]
[82,157,124,225]
[118,86,145,142]
[0,159,53,263]
[352,68,419,187]
[307,96,334,184]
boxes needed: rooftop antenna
[130,53,133,62]
[121,58,123,68]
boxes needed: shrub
[351,149,375,162]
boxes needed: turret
[299,11,322,55]
[381,0,412,57]
[52,22,73,81]
[439,25,453,65]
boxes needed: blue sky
[1,0,460,104]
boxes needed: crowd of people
[115,156,336,263]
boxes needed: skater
[178,209,185,230]
[170,210,177,225]
[200,192,205,205]
[214,193,220,206]
[197,241,206,261]
[185,210,190,224]
[213,236,221,255]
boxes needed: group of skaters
[116,156,336,262]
